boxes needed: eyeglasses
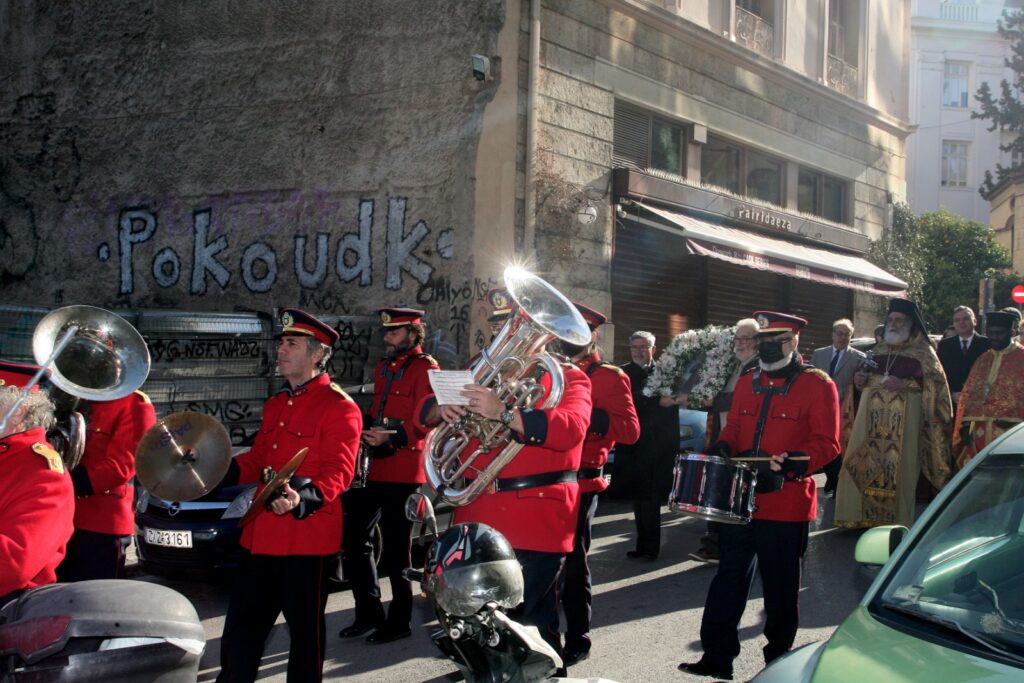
[735,336,755,342]
[629,344,652,351]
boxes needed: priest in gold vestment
[954,311,1024,468]
[835,299,954,528]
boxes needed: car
[753,423,1024,682]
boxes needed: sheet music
[428,370,475,405]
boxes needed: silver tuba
[423,267,591,506]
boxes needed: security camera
[472,54,490,81]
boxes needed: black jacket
[937,334,991,394]
[609,362,679,500]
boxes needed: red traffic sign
[1013,285,1024,304]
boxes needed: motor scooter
[404,493,618,683]
[0,579,204,682]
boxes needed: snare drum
[668,453,756,524]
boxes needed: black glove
[289,476,324,519]
[778,452,809,479]
[705,441,731,458]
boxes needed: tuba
[423,267,590,506]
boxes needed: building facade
[1,0,911,387]
[907,0,1020,223]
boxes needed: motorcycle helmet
[423,523,524,618]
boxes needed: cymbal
[135,411,232,501]
[239,447,309,528]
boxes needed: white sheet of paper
[428,369,475,405]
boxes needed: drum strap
[749,367,801,455]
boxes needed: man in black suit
[937,306,991,409]
[614,331,679,560]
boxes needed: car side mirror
[854,525,909,565]
[405,492,437,537]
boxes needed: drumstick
[363,429,398,434]
[731,456,811,462]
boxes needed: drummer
[216,308,362,683]
[679,311,840,680]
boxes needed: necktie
[962,339,969,357]
[829,350,840,376]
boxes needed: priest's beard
[884,327,911,346]
[759,351,794,372]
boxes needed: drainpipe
[524,0,541,260]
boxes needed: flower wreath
[642,325,738,409]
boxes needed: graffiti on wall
[99,193,453,297]
[416,274,498,359]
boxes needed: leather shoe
[563,648,590,666]
[338,618,383,639]
[366,623,412,644]
[626,550,657,560]
[677,658,732,680]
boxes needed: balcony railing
[940,2,979,22]
[827,54,859,98]
[734,6,774,58]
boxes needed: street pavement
[136,475,877,682]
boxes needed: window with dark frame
[612,101,688,177]
[701,134,784,207]
[798,167,848,224]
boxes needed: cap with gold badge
[752,311,807,336]
[277,308,340,346]
[376,307,425,327]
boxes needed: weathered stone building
[2,1,911,391]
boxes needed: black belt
[577,466,603,480]
[491,469,578,493]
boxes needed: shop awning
[638,204,908,297]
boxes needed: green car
[754,424,1024,682]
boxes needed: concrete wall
[0,0,508,366]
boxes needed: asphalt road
[136,475,877,682]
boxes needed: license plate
[144,528,193,549]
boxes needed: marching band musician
[339,307,439,644]
[559,303,639,667]
[217,308,361,683]
[486,287,513,341]
[56,389,156,581]
[0,361,74,603]
[679,312,840,680]
[418,339,593,665]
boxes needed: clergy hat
[999,306,1022,321]
[887,298,927,335]
[573,302,608,330]
[0,360,46,393]
[377,307,425,327]
[752,311,807,336]
[986,311,1018,329]
[278,308,339,346]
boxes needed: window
[943,62,970,108]
[701,135,785,206]
[798,167,848,224]
[941,141,969,187]
[612,101,688,177]
[735,0,774,57]
[827,1,860,96]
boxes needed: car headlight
[221,486,257,520]
[136,489,150,514]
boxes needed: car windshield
[871,451,1024,663]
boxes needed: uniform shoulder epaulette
[329,382,353,400]
[32,442,65,474]
[599,362,625,375]
[802,366,833,383]
[134,389,152,403]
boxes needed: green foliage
[917,210,1012,330]
[868,202,925,303]
[972,9,1024,196]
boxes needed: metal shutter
[613,101,651,170]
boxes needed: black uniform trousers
[560,490,598,653]
[217,552,330,683]
[698,519,809,669]
[512,549,566,657]
[631,498,661,556]
[342,481,420,627]
[56,529,131,581]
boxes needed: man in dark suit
[811,318,866,497]
[937,305,991,408]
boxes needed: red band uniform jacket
[0,428,74,596]
[451,365,593,554]
[366,346,438,484]
[576,355,640,493]
[71,391,156,536]
[234,373,361,555]
[720,366,840,521]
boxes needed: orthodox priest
[835,298,954,528]
[953,311,1024,468]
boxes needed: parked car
[135,477,449,578]
[753,424,1024,682]
[605,407,707,496]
